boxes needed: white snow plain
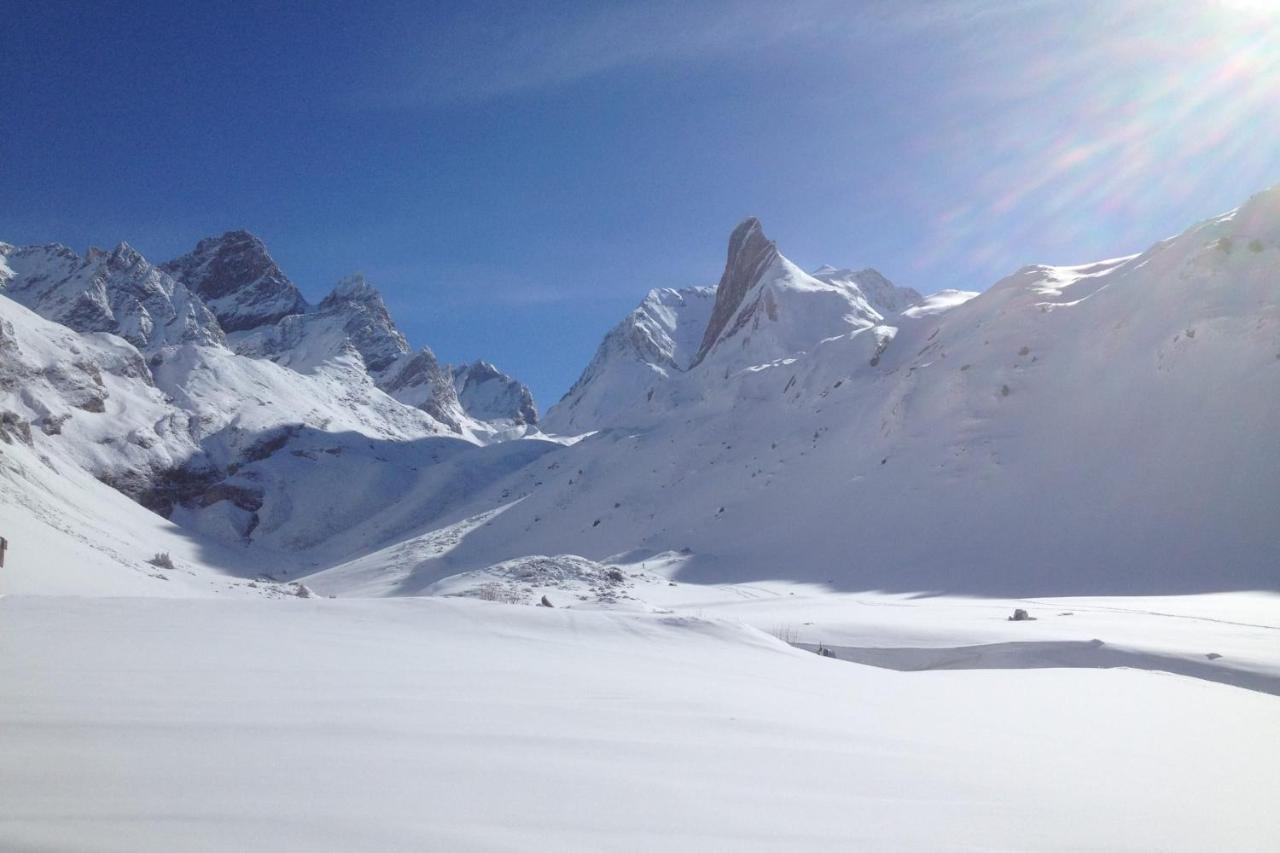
[1,544,1278,851]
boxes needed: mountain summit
[161,230,306,332]
[692,217,780,365]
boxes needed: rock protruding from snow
[380,346,468,431]
[315,274,410,374]
[690,218,911,370]
[0,242,225,351]
[160,230,306,332]
[692,217,780,366]
[426,554,670,610]
[451,361,539,427]
[230,273,410,376]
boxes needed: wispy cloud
[358,0,1026,107]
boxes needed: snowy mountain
[0,241,225,351]
[0,229,547,555]
[313,188,1280,597]
[4,188,1280,599]
[543,218,924,433]
[542,285,715,433]
[159,234,484,432]
[452,361,539,427]
[231,272,410,374]
[691,217,921,371]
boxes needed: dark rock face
[692,218,780,366]
[161,230,307,332]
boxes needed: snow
[0,594,1276,853]
[542,285,717,433]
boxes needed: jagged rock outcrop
[160,230,306,332]
[228,273,409,374]
[692,218,779,366]
[0,241,225,351]
[546,219,923,433]
[690,218,923,371]
[316,274,410,374]
[451,361,538,427]
[380,346,468,431]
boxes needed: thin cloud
[358,0,1025,107]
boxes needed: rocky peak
[451,360,539,427]
[380,346,467,430]
[105,242,145,270]
[692,217,781,366]
[161,230,306,332]
[321,273,379,305]
[315,274,408,375]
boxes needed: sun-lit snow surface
[1,591,1278,853]
[542,285,717,433]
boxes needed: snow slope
[543,285,716,433]
[2,594,1277,853]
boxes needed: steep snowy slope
[314,187,1280,597]
[543,285,715,433]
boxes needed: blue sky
[3,0,1278,406]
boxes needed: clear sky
[3,0,1278,406]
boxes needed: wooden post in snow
[0,536,7,568]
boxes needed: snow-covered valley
[2,186,1278,851]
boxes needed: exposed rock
[161,230,306,332]
[692,218,779,366]
[380,346,467,430]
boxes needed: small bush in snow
[148,552,175,570]
[769,625,799,644]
